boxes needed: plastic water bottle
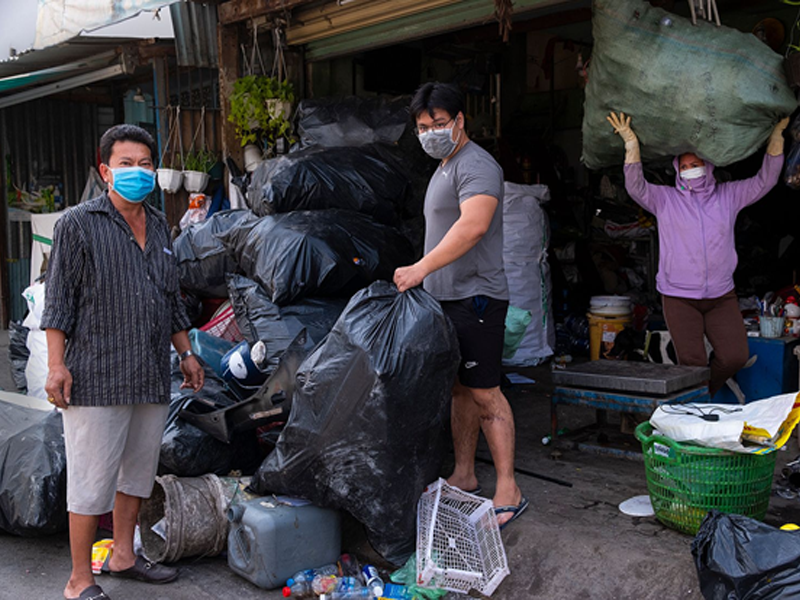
[338,553,360,577]
[286,563,339,586]
[361,565,385,598]
[320,589,373,600]
[337,576,363,591]
[282,580,314,598]
[312,574,340,595]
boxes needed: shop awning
[35,0,178,50]
[288,0,574,61]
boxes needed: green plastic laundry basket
[634,421,777,535]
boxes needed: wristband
[179,349,194,362]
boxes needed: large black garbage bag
[0,403,66,536]
[295,96,411,149]
[217,210,415,306]
[174,210,257,298]
[250,281,460,565]
[248,144,409,224]
[8,321,30,393]
[159,356,262,477]
[371,131,437,222]
[227,275,346,367]
[692,510,800,599]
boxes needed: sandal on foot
[108,556,178,584]
[495,496,529,531]
[66,584,110,600]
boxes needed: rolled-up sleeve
[171,294,191,335]
[41,213,85,336]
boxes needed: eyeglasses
[414,117,455,136]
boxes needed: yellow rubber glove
[607,111,640,164]
[767,117,790,156]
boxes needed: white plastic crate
[416,478,510,596]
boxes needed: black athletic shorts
[440,295,509,389]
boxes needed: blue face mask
[109,166,156,203]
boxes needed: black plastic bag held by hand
[250,281,460,565]
[692,510,800,599]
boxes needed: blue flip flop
[465,485,483,496]
[495,496,529,531]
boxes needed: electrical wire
[659,403,742,422]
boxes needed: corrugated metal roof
[0,39,131,80]
[170,2,219,68]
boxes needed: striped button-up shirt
[41,192,191,406]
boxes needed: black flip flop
[65,584,110,600]
[495,496,529,531]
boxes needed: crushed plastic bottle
[313,574,340,595]
[286,563,339,586]
[337,576,363,592]
[282,580,314,598]
[338,553,360,577]
[320,589,373,600]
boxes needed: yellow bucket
[588,313,632,361]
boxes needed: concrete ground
[2,327,800,600]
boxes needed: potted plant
[183,148,216,193]
[157,156,183,194]
[228,75,296,152]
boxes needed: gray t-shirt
[423,141,508,302]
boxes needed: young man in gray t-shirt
[394,82,527,530]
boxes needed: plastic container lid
[589,295,632,316]
[618,495,655,517]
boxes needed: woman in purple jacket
[607,112,789,397]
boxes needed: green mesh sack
[582,0,797,169]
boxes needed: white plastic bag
[22,282,48,400]
[650,393,800,454]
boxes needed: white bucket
[589,295,632,317]
[157,168,183,194]
[243,144,264,173]
[183,170,210,193]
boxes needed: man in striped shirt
[41,124,204,600]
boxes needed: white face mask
[680,166,706,180]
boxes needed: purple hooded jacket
[623,153,783,299]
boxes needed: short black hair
[99,124,157,165]
[410,82,464,122]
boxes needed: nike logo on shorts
[464,361,479,369]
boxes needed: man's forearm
[417,218,486,277]
[46,328,67,367]
[171,330,192,355]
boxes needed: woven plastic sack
[502,182,554,366]
[417,479,509,596]
[582,0,797,169]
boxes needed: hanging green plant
[183,148,217,173]
[228,75,296,147]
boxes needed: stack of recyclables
[634,421,776,535]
